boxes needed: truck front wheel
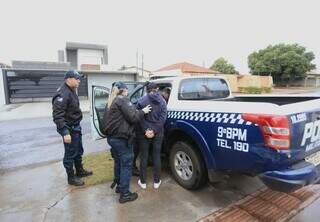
[169,141,207,190]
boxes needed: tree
[248,43,316,85]
[210,57,239,74]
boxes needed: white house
[119,66,151,81]
[65,42,108,71]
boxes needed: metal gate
[2,69,88,104]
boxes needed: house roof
[66,42,107,50]
[307,70,320,75]
[155,62,219,74]
[11,60,71,70]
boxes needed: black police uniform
[52,79,91,185]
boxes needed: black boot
[119,191,138,204]
[76,166,93,177]
[67,172,85,186]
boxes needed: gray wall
[2,69,88,104]
[86,72,137,101]
[66,49,77,69]
[0,69,5,105]
[305,77,320,87]
[12,61,70,70]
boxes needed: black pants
[139,136,163,183]
[63,129,83,174]
[133,138,139,169]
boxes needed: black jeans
[107,137,134,194]
[63,127,83,174]
[139,136,163,183]
[132,138,139,169]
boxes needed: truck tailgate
[289,106,320,164]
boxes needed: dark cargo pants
[62,126,84,174]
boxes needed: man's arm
[52,94,70,136]
[137,96,152,131]
[158,99,167,126]
[118,98,144,124]
[150,101,167,136]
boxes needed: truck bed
[223,95,320,106]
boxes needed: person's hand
[63,134,72,143]
[142,105,152,114]
[145,129,155,139]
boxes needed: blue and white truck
[91,76,320,192]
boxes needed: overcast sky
[0,0,319,73]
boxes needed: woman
[104,81,151,204]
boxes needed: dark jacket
[52,83,83,136]
[104,95,144,143]
[137,92,167,137]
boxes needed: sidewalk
[1,159,319,222]
[0,100,90,122]
[289,197,320,222]
[0,160,257,222]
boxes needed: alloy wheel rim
[174,151,193,180]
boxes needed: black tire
[169,141,207,190]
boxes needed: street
[0,113,106,172]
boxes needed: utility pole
[136,49,139,73]
[141,52,144,78]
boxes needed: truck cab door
[91,85,109,139]
[91,82,145,140]
[129,83,147,105]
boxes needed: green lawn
[80,151,114,188]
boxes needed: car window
[130,85,145,104]
[178,78,230,100]
[92,86,109,138]
[94,87,109,109]
[126,83,142,95]
[157,83,172,103]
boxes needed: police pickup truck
[91,76,320,192]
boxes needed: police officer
[104,82,152,203]
[52,70,93,186]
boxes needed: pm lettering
[301,120,320,146]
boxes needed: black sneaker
[76,168,93,177]
[68,176,85,186]
[119,191,138,204]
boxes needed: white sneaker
[138,180,146,189]
[153,180,161,189]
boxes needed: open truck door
[91,82,146,140]
[91,85,109,140]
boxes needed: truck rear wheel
[169,141,207,190]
